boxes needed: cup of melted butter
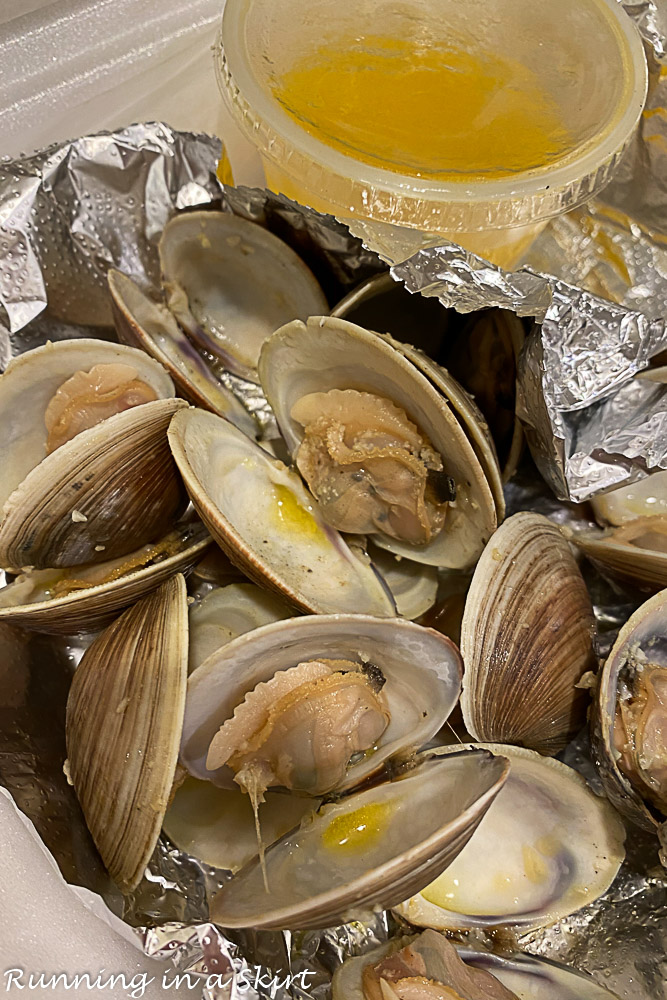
[216,0,647,268]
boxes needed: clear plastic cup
[216,0,648,267]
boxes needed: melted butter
[321,801,393,854]
[522,844,549,885]
[273,34,573,181]
[272,483,327,542]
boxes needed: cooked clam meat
[292,390,454,545]
[44,363,157,453]
[359,932,518,1000]
[614,654,667,814]
[207,658,389,801]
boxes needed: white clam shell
[259,316,497,568]
[168,406,396,616]
[158,211,328,382]
[211,748,509,930]
[396,744,626,932]
[182,614,463,790]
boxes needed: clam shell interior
[182,614,462,790]
[396,744,626,931]
[168,407,396,616]
[211,749,509,930]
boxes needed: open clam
[158,211,328,383]
[259,316,498,568]
[108,268,259,437]
[332,932,620,1000]
[593,588,667,837]
[182,614,464,798]
[66,575,188,892]
[460,513,596,755]
[0,339,187,570]
[397,744,625,932]
[574,471,667,592]
[210,749,509,930]
[0,519,211,634]
[168,407,396,616]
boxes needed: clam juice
[272,33,573,181]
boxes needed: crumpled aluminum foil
[3,4,667,991]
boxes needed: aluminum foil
[2,12,667,992]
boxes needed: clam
[66,575,188,892]
[571,472,667,592]
[210,748,509,930]
[332,932,620,999]
[108,268,259,438]
[188,582,292,672]
[460,512,596,754]
[593,588,667,835]
[397,744,625,932]
[259,316,498,568]
[332,272,525,483]
[168,407,396,616]
[0,520,211,635]
[0,339,188,570]
[181,614,464,798]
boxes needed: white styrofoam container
[0,0,263,183]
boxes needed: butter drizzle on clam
[259,316,498,569]
[0,339,188,570]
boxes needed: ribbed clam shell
[576,519,667,592]
[182,614,463,790]
[167,407,396,616]
[259,316,497,568]
[108,268,259,438]
[158,211,328,383]
[332,940,620,1000]
[397,744,625,932]
[0,522,211,635]
[460,512,596,754]
[0,397,188,570]
[66,575,188,893]
[210,749,509,930]
[593,588,667,831]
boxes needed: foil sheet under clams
[2,11,667,995]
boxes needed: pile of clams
[6,205,665,1000]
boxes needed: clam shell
[397,744,625,932]
[332,939,620,1000]
[593,588,667,831]
[210,748,509,930]
[460,512,596,754]
[66,575,188,892]
[575,518,667,592]
[366,542,438,620]
[167,406,396,616]
[0,339,188,569]
[108,268,259,438]
[182,614,463,790]
[188,582,292,672]
[0,521,211,635]
[259,316,497,568]
[158,211,328,382]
